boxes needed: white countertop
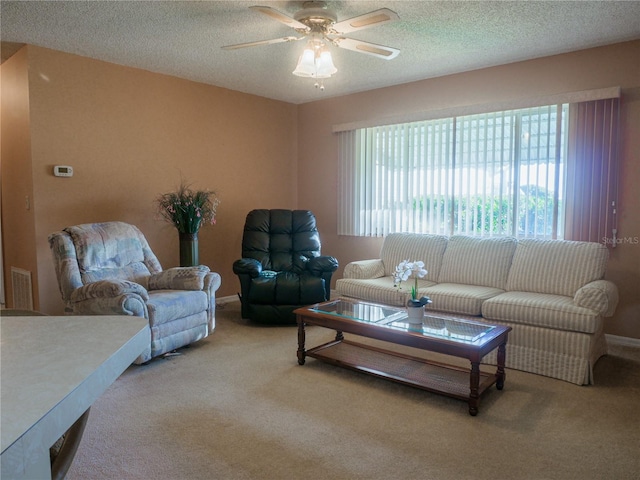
[1,315,150,479]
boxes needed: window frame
[338,104,569,239]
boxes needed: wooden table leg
[469,362,480,416]
[496,341,507,390]
[297,319,306,365]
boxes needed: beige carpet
[66,301,640,480]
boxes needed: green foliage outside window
[411,186,556,237]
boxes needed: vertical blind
[564,98,620,245]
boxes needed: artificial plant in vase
[155,182,220,267]
[393,260,432,322]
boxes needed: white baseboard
[606,334,640,348]
[216,295,239,305]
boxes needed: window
[338,104,568,238]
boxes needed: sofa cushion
[438,236,517,289]
[337,277,436,307]
[423,283,505,316]
[380,233,448,281]
[482,292,601,334]
[506,239,608,296]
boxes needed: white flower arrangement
[393,260,432,307]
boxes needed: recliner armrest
[71,294,149,318]
[233,258,263,277]
[574,279,619,317]
[307,255,339,276]
[203,271,222,294]
[148,266,210,291]
[343,259,385,279]
[68,280,150,317]
[70,279,149,303]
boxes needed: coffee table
[294,298,511,415]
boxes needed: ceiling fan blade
[331,8,399,34]
[249,5,308,30]
[333,37,400,60]
[222,36,302,50]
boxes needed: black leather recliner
[233,209,339,324]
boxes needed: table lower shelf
[305,339,497,402]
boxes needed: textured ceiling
[2,1,639,104]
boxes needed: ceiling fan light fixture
[315,48,337,77]
[292,45,317,77]
[292,39,337,79]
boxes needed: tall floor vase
[179,232,199,267]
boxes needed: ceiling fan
[222,1,400,86]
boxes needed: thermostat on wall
[53,165,73,177]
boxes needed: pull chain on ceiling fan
[222,1,400,90]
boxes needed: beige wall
[2,45,298,314]
[2,41,638,339]
[1,47,39,308]
[298,40,640,339]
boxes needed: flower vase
[406,305,424,324]
[179,232,199,267]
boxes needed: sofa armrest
[308,255,339,276]
[343,259,385,279]
[574,280,619,317]
[233,258,262,277]
[148,266,210,291]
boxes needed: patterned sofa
[336,233,619,385]
[49,221,221,364]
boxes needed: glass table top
[309,299,496,344]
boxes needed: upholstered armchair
[48,221,221,364]
[233,209,338,324]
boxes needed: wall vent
[11,267,33,311]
